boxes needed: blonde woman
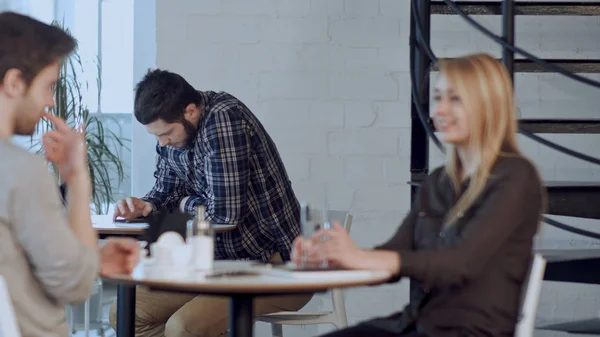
[294,53,544,337]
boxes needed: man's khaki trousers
[109,253,313,337]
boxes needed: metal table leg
[116,284,136,337]
[228,295,254,337]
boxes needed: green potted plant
[30,22,128,214]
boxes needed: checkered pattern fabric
[142,91,301,262]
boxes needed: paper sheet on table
[255,263,382,280]
[114,223,148,229]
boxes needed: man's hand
[113,197,153,220]
[42,112,89,185]
[99,238,140,276]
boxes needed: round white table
[93,217,237,337]
[104,261,391,337]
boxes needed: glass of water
[296,203,331,269]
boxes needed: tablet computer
[114,217,150,223]
[140,209,192,247]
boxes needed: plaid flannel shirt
[141,91,301,262]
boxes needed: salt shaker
[192,205,214,271]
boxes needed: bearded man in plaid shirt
[109,69,311,337]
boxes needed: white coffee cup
[152,245,172,266]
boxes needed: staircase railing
[409,0,600,238]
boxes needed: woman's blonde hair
[438,53,520,227]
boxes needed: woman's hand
[311,221,365,269]
[291,236,320,266]
[292,221,402,275]
[292,221,366,269]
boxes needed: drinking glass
[296,203,331,269]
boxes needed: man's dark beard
[182,118,198,147]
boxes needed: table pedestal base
[229,295,254,337]
[117,284,136,337]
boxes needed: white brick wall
[154,0,600,336]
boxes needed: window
[99,0,134,113]
[1,0,54,23]
[59,0,135,114]
[3,0,134,113]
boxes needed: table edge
[102,272,392,295]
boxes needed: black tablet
[140,209,192,248]
[114,217,150,223]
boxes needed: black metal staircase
[518,119,600,134]
[430,1,600,16]
[410,0,600,334]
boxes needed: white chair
[255,210,353,337]
[0,275,21,337]
[514,253,547,337]
[67,278,109,337]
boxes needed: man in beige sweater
[0,12,140,336]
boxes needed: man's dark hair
[0,11,76,85]
[134,69,203,125]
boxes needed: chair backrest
[0,275,21,337]
[514,253,546,337]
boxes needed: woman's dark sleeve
[374,167,437,253]
[374,207,418,252]
[372,184,422,283]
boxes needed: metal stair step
[431,59,600,73]
[409,180,600,219]
[514,59,600,73]
[546,181,600,220]
[428,117,600,134]
[537,215,600,284]
[535,248,600,263]
[431,1,600,16]
[542,255,600,284]
[538,317,600,334]
[536,216,600,284]
[519,119,600,134]
[540,249,600,284]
